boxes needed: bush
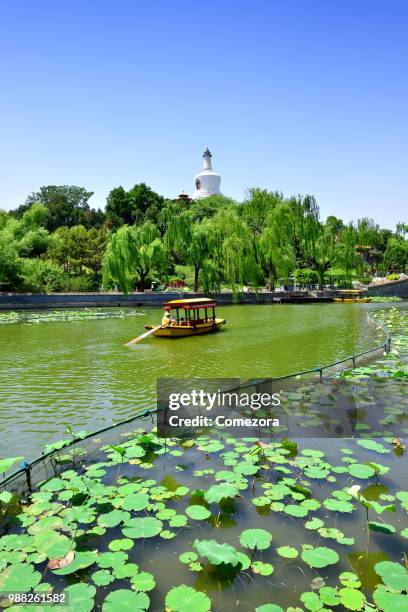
[59,275,95,292]
[294,268,318,287]
[386,273,400,281]
[19,258,65,293]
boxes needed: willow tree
[210,208,263,297]
[336,224,363,284]
[240,189,283,235]
[102,222,166,293]
[164,212,215,292]
[259,203,296,289]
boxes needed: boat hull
[144,318,226,337]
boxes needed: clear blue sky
[0,0,407,229]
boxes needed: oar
[125,325,161,347]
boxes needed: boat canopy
[163,298,217,311]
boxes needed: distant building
[192,148,222,199]
[176,191,191,203]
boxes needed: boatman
[162,311,175,327]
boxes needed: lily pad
[194,539,240,566]
[301,546,339,568]
[239,528,272,551]
[277,546,298,559]
[64,583,96,612]
[0,563,41,591]
[185,505,211,520]
[102,589,150,611]
[165,585,211,612]
[375,561,408,591]
[130,571,156,592]
[122,517,162,539]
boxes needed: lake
[0,302,386,458]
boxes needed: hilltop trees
[1,182,406,294]
[12,186,104,231]
[105,183,164,228]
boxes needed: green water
[0,303,383,458]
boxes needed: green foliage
[105,183,164,228]
[13,185,103,231]
[2,181,407,293]
[103,222,166,293]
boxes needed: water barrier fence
[0,313,391,499]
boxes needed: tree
[240,189,283,235]
[103,222,167,293]
[105,183,164,228]
[188,195,237,222]
[258,203,296,289]
[164,213,215,291]
[210,208,263,296]
[383,237,408,273]
[47,225,107,280]
[12,186,104,231]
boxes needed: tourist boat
[333,290,370,303]
[333,297,371,303]
[144,298,226,338]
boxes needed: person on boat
[162,311,176,327]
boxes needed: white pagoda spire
[192,148,222,200]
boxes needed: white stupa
[192,148,222,199]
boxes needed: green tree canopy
[12,186,104,231]
[103,222,167,293]
[105,183,164,229]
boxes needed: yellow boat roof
[163,297,217,309]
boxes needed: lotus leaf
[102,589,150,611]
[194,539,240,566]
[165,585,211,612]
[130,571,156,592]
[301,546,339,568]
[185,505,211,520]
[239,528,272,551]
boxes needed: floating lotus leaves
[122,517,162,539]
[348,463,376,479]
[31,531,72,559]
[92,569,115,586]
[283,504,308,517]
[109,538,134,551]
[179,551,197,564]
[255,606,284,612]
[301,546,339,568]
[277,546,298,558]
[98,509,130,528]
[204,482,239,503]
[113,563,140,579]
[375,560,408,591]
[373,585,408,611]
[102,589,150,611]
[339,587,366,610]
[185,505,211,520]
[194,539,241,566]
[97,551,128,569]
[0,563,41,591]
[64,583,96,612]
[165,585,211,612]
[130,571,156,592]
[239,528,272,551]
[122,492,149,512]
[53,550,98,575]
[251,561,274,575]
[356,439,390,454]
